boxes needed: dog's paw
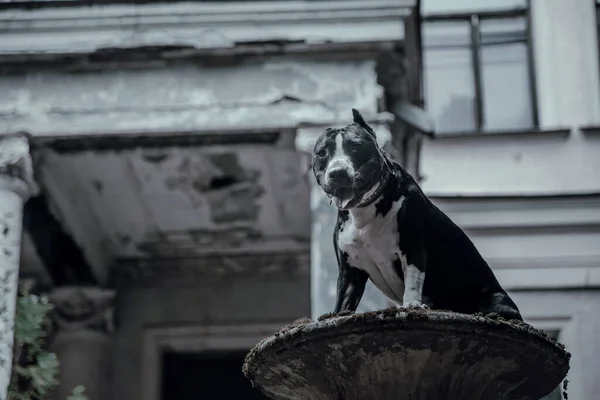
[403,301,429,310]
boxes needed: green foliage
[8,290,58,400]
[8,287,89,400]
[65,386,87,400]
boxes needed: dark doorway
[161,350,269,400]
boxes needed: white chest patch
[337,197,407,304]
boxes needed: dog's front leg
[398,198,429,309]
[334,258,369,313]
[401,248,428,309]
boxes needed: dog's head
[312,109,386,209]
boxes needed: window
[422,0,537,134]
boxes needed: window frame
[422,2,539,134]
[141,322,288,400]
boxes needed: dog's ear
[352,108,376,138]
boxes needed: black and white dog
[312,109,522,321]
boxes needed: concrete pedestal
[243,309,570,400]
[51,331,112,400]
[49,287,115,400]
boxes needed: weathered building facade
[4,0,598,399]
[420,0,600,398]
[0,1,424,399]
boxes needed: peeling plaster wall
[0,60,382,135]
[35,146,311,260]
[13,57,384,284]
[2,55,389,400]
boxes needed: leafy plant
[65,386,87,400]
[7,286,88,400]
[8,288,57,400]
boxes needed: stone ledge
[243,308,570,400]
[0,133,39,198]
[0,0,413,57]
[114,251,310,287]
[428,127,571,141]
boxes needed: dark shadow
[161,350,269,400]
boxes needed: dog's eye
[317,149,327,157]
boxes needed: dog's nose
[328,167,352,186]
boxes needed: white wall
[419,2,600,396]
[513,290,600,400]
[432,195,600,291]
[420,0,600,196]
[421,131,600,195]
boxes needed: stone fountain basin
[243,308,570,400]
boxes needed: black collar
[356,167,391,208]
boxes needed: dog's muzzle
[326,167,353,188]
[322,168,356,209]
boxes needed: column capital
[49,287,115,334]
[0,133,39,200]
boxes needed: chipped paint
[163,152,264,223]
[206,181,264,224]
[6,50,396,290]
[141,151,170,164]
[33,145,310,261]
[10,55,388,285]
[0,61,383,136]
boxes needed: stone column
[0,134,38,400]
[296,124,393,318]
[49,287,115,400]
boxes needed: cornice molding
[0,0,415,56]
[497,265,600,291]
[430,194,600,231]
[3,103,385,138]
[0,133,40,199]
[579,125,600,136]
[427,128,571,141]
[115,251,310,287]
[489,255,600,271]
[30,128,285,153]
[49,286,115,333]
